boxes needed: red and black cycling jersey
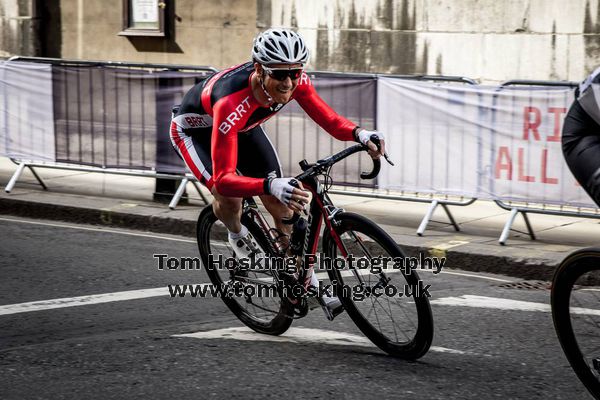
[173,61,358,197]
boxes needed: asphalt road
[0,215,594,399]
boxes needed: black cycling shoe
[321,297,344,321]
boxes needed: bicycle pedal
[321,298,345,321]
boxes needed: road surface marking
[0,216,196,243]
[7,277,587,317]
[0,286,200,316]
[431,295,600,316]
[429,240,470,258]
[436,271,512,282]
[174,326,488,356]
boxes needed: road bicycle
[552,248,600,399]
[196,139,434,359]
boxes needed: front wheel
[197,205,293,335]
[322,212,434,359]
[552,248,600,399]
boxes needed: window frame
[119,0,167,37]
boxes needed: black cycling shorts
[169,123,282,192]
[562,98,600,207]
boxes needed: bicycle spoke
[372,296,408,342]
[391,296,418,330]
[385,296,401,341]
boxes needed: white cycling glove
[356,129,385,146]
[265,177,298,205]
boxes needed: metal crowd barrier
[328,186,476,235]
[3,60,481,226]
[5,58,593,246]
[492,80,588,245]
[3,56,217,209]
[5,157,209,208]
[378,74,479,236]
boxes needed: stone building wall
[1,0,599,82]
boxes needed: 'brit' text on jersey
[219,96,252,135]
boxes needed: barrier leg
[499,208,519,246]
[5,162,27,193]
[169,178,189,210]
[522,211,536,241]
[417,200,439,237]
[441,203,460,232]
[27,166,47,190]
[190,180,209,205]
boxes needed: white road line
[173,326,488,356]
[0,216,196,243]
[0,286,201,316]
[3,290,600,318]
[431,295,600,316]
[0,272,369,316]
[436,271,513,283]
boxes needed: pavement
[2,156,600,281]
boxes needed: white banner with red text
[376,77,593,208]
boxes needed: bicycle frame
[240,176,344,282]
[241,141,385,293]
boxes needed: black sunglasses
[263,66,303,81]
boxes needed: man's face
[256,62,303,104]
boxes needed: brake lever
[368,135,394,166]
[281,178,308,225]
[383,153,394,166]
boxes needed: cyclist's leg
[237,126,293,236]
[211,190,243,232]
[260,195,293,236]
[562,98,600,208]
[169,117,243,233]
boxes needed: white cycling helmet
[252,28,309,66]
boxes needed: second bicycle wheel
[197,205,293,335]
[552,248,600,400]
[323,212,434,359]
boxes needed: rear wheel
[197,205,293,335]
[323,212,434,359]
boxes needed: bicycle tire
[196,205,293,335]
[551,247,600,400]
[322,212,434,359]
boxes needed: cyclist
[170,28,386,319]
[563,67,600,207]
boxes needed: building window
[119,0,167,37]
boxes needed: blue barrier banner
[49,66,209,172]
